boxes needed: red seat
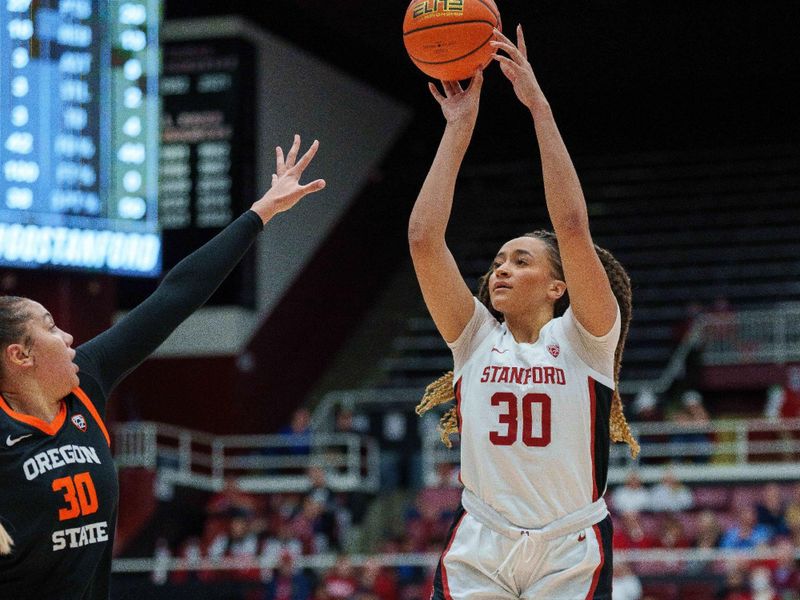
[693,486,731,510]
[641,581,679,600]
[678,581,717,600]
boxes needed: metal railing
[701,304,800,365]
[622,303,800,394]
[314,388,800,484]
[423,417,800,485]
[111,546,800,575]
[113,421,380,494]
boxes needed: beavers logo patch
[547,343,560,358]
[71,414,87,432]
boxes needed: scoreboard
[117,36,258,308]
[0,0,161,276]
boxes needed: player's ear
[6,344,32,367]
[548,279,566,301]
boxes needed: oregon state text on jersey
[0,387,118,600]
[450,299,619,529]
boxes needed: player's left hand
[490,25,546,111]
[251,134,326,223]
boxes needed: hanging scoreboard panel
[0,0,161,276]
[118,36,257,308]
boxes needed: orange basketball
[403,0,502,81]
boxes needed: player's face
[23,301,79,396]
[489,237,564,316]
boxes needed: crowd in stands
[141,394,800,600]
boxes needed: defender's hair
[0,296,33,380]
[416,231,640,457]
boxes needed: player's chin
[490,293,510,311]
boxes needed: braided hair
[416,231,640,457]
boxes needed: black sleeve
[75,210,263,405]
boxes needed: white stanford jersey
[449,298,621,529]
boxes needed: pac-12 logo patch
[71,414,87,432]
[547,343,560,358]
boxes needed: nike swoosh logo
[6,434,33,447]
[491,347,508,354]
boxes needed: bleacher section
[379,144,800,388]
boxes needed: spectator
[613,512,658,550]
[276,408,313,471]
[770,537,800,597]
[405,498,449,551]
[290,496,329,554]
[748,565,780,600]
[765,366,800,420]
[264,550,313,600]
[261,521,303,572]
[612,561,642,600]
[671,389,713,463]
[612,471,651,514]
[694,510,723,549]
[756,483,789,538]
[224,509,260,581]
[172,536,202,585]
[658,514,690,550]
[320,555,358,600]
[206,477,258,518]
[151,537,171,586]
[720,505,772,550]
[630,386,665,465]
[687,510,723,575]
[306,466,346,551]
[649,470,694,512]
[716,560,750,600]
[357,557,398,600]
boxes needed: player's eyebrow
[494,249,534,260]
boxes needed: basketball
[403,0,502,81]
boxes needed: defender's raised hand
[251,134,326,223]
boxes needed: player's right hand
[251,134,326,223]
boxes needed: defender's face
[22,301,79,396]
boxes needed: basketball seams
[409,33,495,66]
[403,18,497,37]
[475,0,501,25]
[403,0,501,79]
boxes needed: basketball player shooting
[409,26,638,599]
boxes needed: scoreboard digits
[0,0,161,276]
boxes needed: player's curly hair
[416,231,640,458]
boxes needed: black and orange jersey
[0,210,263,599]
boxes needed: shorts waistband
[461,488,608,542]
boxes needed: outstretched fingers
[428,81,446,104]
[285,134,301,167]
[275,145,286,176]
[292,139,320,175]
[466,69,484,92]
[491,28,525,64]
[299,179,326,196]
[516,24,528,58]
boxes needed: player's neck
[503,306,553,344]
[1,382,63,423]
